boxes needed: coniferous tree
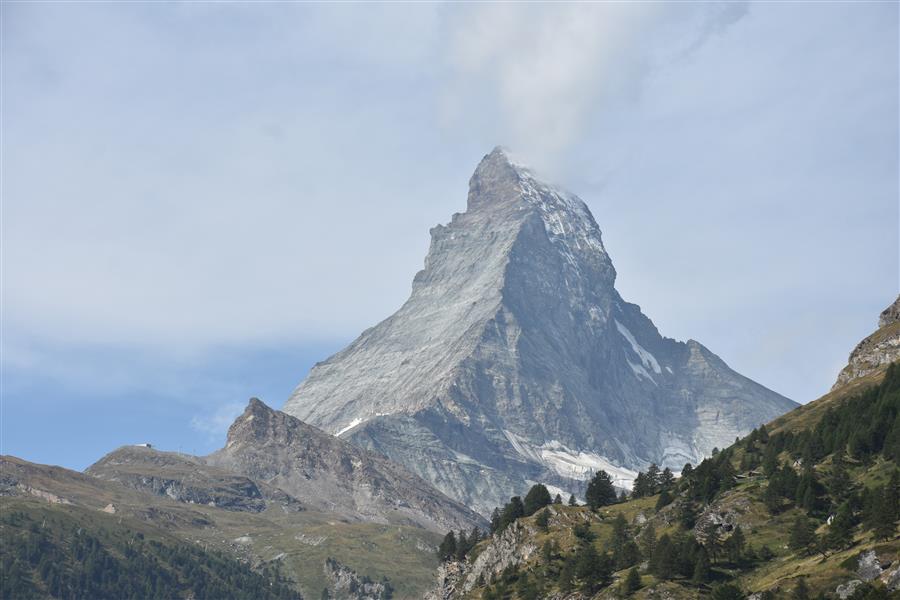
[725,526,746,564]
[650,534,676,580]
[646,463,661,491]
[490,508,501,534]
[568,494,578,507]
[827,453,852,505]
[874,490,898,540]
[535,509,549,531]
[660,467,676,490]
[438,531,457,562]
[610,513,629,555]
[455,530,469,561]
[700,520,722,563]
[639,521,657,559]
[554,493,563,505]
[574,544,610,594]
[788,514,817,555]
[523,484,552,517]
[632,472,651,498]
[762,444,780,476]
[609,513,640,570]
[692,548,711,584]
[826,502,854,550]
[622,567,641,595]
[792,578,810,600]
[498,497,524,532]
[886,470,900,522]
[679,501,698,529]
[470,526,482,545]
[585,470,617,509]
[655,489,673,510]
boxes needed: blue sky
[2,2,897,471]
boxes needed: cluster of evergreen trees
[630,463,676,499]
[441,364,900,599]
[0,508,299,600]
[749,365,900,553]
[487,484,570,537]
[438,526,485,563]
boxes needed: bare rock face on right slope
[284,148,796,516]
[833,294,900,391]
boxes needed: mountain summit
[284,148,796,515]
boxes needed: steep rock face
[284,148,796,515]
[834,295,900,390]
[206,399,484,532]
[424,521,537,600]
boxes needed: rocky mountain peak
[284,148,795,515]
[211,398,485,531]
[879,294,900,328]
[466,146,523,212]
[226,396,287,447]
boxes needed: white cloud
[439,3,749,173]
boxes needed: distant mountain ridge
[206,398,484,532]
[284,148,796,516]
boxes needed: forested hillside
[0,498,299,600]
[430,363,900,599]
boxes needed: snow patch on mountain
[627,360,657,385]
[504,431,637,489]
[539,440,637,489]
[335,417,365,437]
[616,320,662,375]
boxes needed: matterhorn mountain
[284,148,796,516]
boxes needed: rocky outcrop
[882,562,900,592]
[857,550,883,582]
[880,296,900,328]
[424,561,467,600]
[284,147,795,516]
[425,519,541,600]
[835,579,864,599]
[323,558,392,600]
[206,399,485,532]
[87,447,272,512]
[833,295,900,390]
[693,494,751,543]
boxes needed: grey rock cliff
[284,148,796,516]
[833,294,900,390]
[206,398,485,532]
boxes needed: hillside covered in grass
[429,364,900,599]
